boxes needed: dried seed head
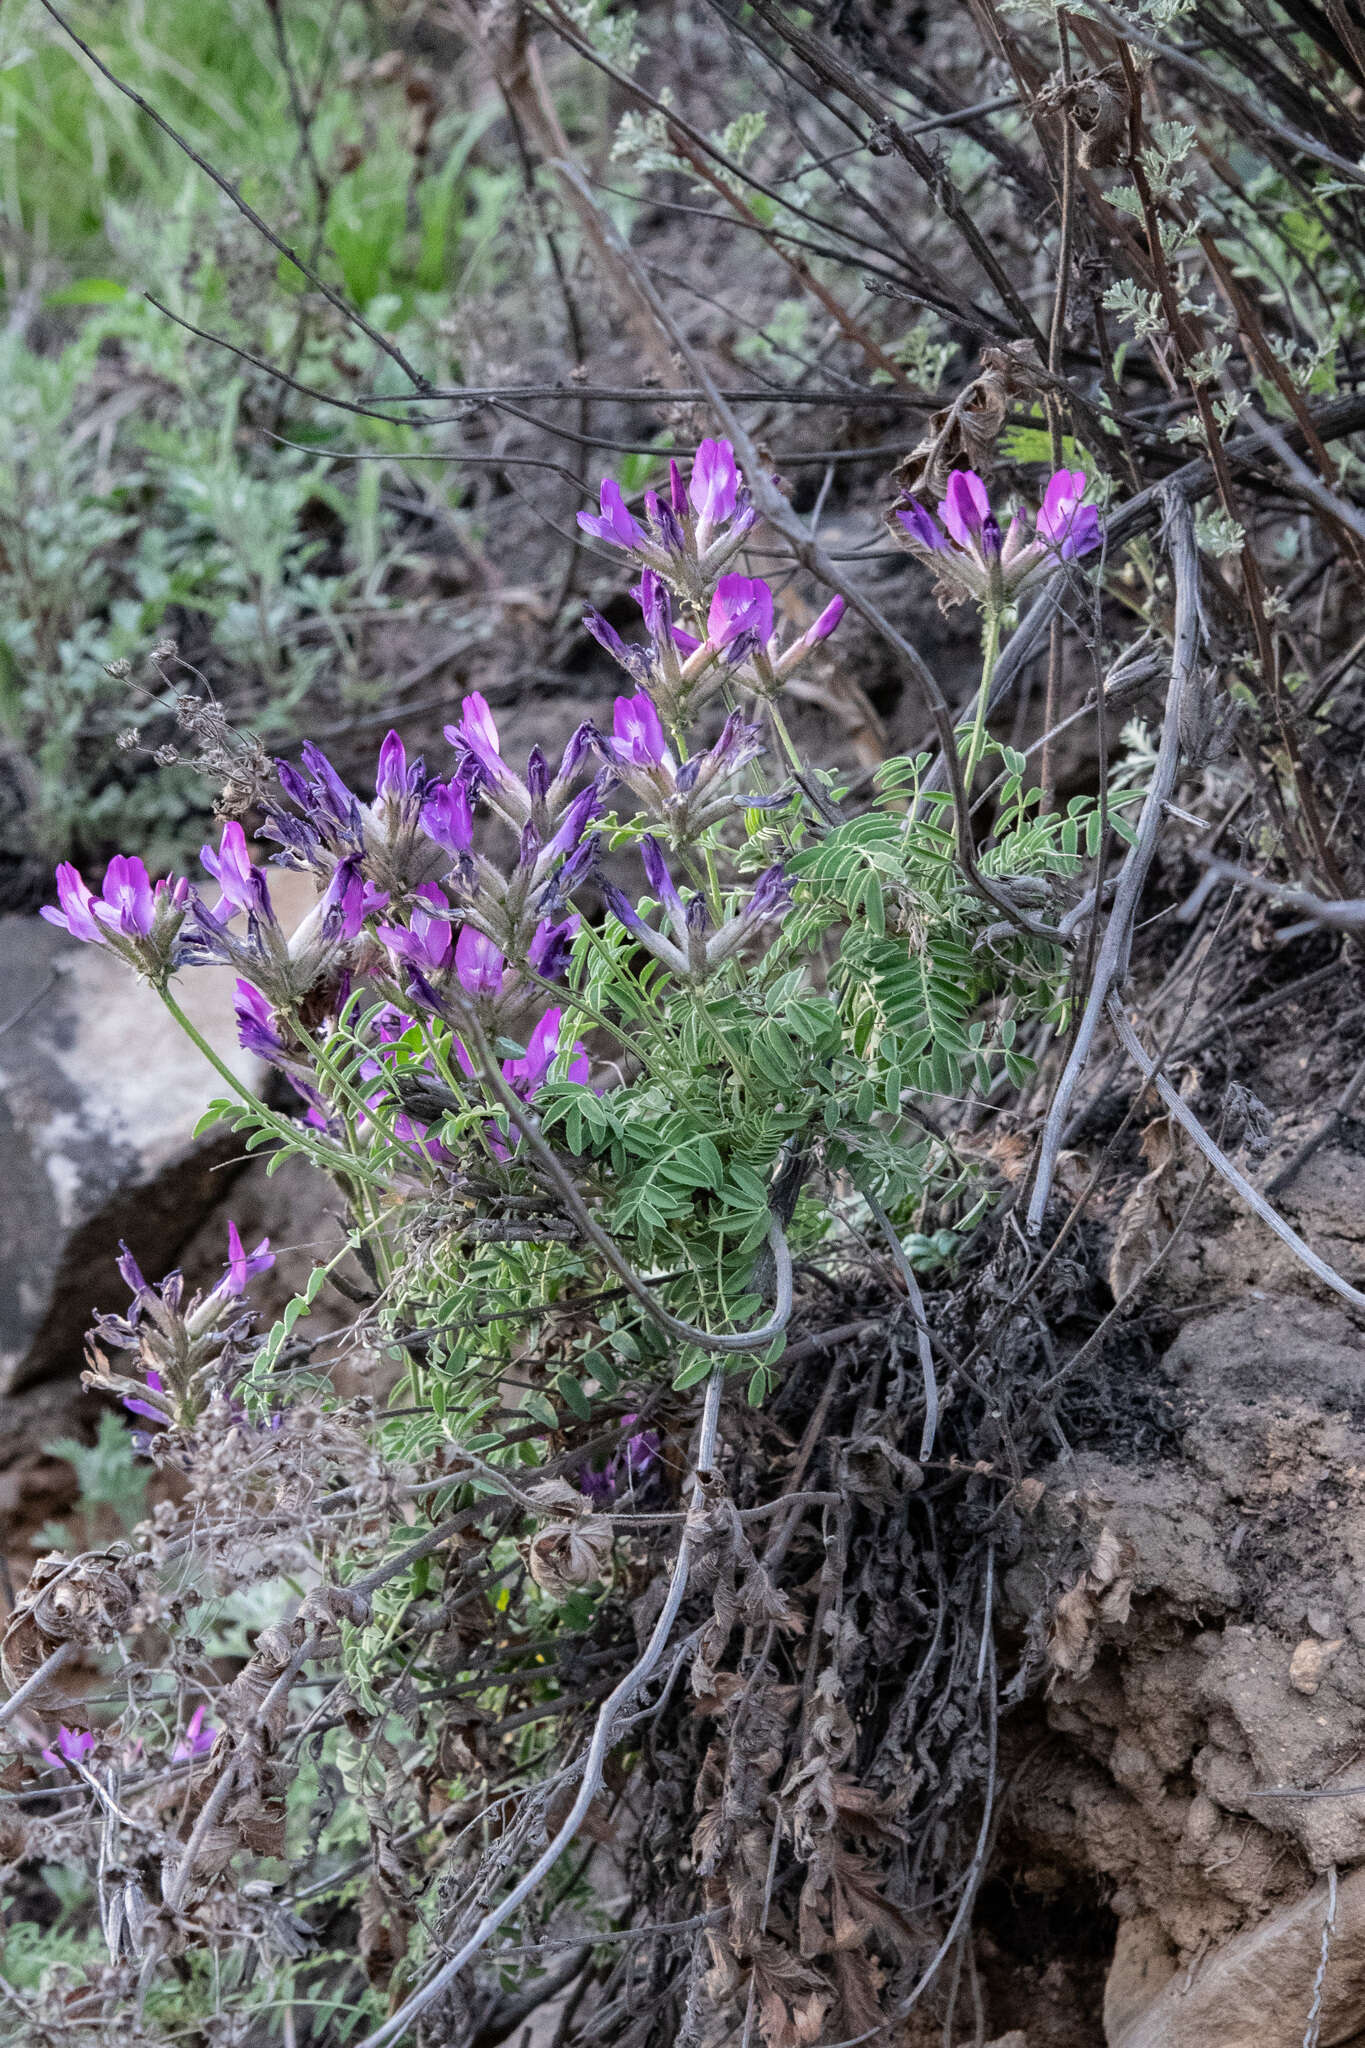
[522,1480,614,1599]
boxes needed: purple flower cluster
[41,1705,216,1774]
[602,837,791,984]
[87,1222,275,1433]
[577,436,757,597]
[579,439,843,717]
[42,856,190,979]
[893,466,1102,605]
[594,689,768,843]
[586,561,844,722]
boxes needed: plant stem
[962,603,1003,798]
[157,984,354,1181]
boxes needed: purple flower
[123,1365,166,1426]
[616,1415,661,1481]
[377,883,454,974]
[642,490,685,556]
[707,574,774,658]
[94,855,156,939]
[42,1726,96,1771]
[538,830,599,917]
[527,914,579,982]
[635,569,672,650]
[641,835,689,934]
[223,1221,274,1297]
[689,437,739,527]
[609,690,673,771]
[421,775,474,855]
[320,858,387,943]
[577,477,646,549]
[503,1008,589,1096]
[375,730,424,808]
[116,1243,154,1306]
[201,821,270,920]
[42,863,106,944]
[234,979,285,1062]
[579,1413,661,1503]
[895,501,949,553]
[455,923,505,998]
[940,470,991,547]
[540,783,601,868]
[300,743,363,842]
[1036,468,1102,559]
[445,692,507,790]
[171,1704,216,1762]
[583,608,644,677]
[806,596,845,644]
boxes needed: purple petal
[528,914,579,982]
[707,574,774,652]
[455,924,505,998]
[43,863,105,945]
[611,691,670,770]
[689,437,739,525]
[896,501,948,553]
[940,471,991,548]
[422,777,474,854]
[95,855,155,938]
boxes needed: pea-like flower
[376,882,454,976]
[602,838,791,982]
[171,1704,217,1763]
[444,691,596,839]
[595,689,768,842]
[86,1223,275,1433]
[503,1007,590,1097]
[185,823,386,1012]
[891,466,1101,606]
[577,438,759,602]
[579,1413,662,1504]
[42,1725,96,1771]
[42,856,190,980]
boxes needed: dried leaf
[891,357,1017,497]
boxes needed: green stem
[157,984,350,1179]
[767,700,806,779]
[962,604,1003,799]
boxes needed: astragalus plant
[8,436,1119,2046]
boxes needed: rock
[1104,1917,1177,2045]
[1290,1637,1342,1696]
[1113,1867,1365,2047]
[0,874,316,1393]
